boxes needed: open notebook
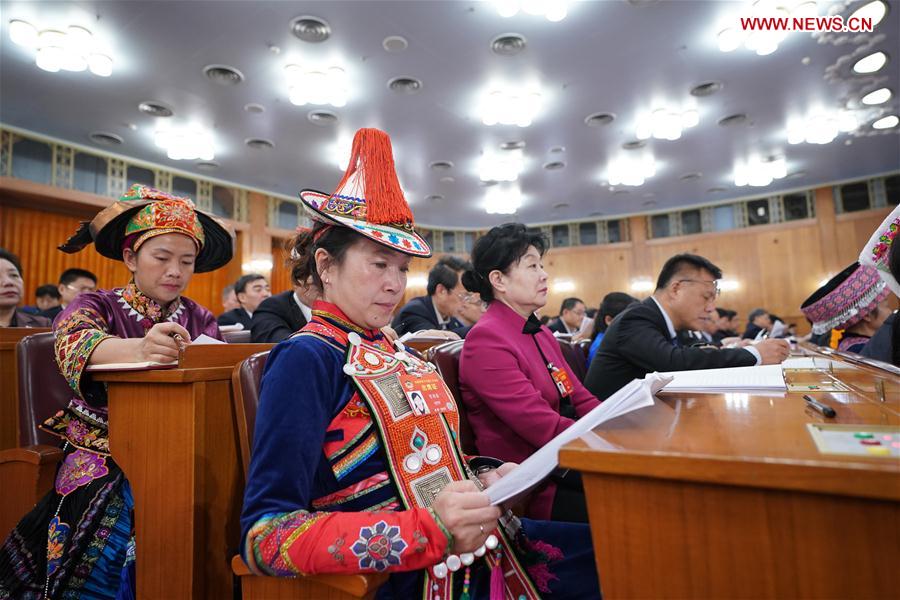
[650,364,787,393]
[485,373,671,506]
[84,334,225,371]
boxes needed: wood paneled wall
[1,197,243,314]
[1,179,894,331]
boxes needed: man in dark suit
[585,253,790,399]
[742,308,772,339]
[42,268,97,322]
[250,282,316,343]
[218,273,270,329]
[392,256,472,338]
[548,297,586,336]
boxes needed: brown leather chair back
[232,351,271,478]
[429,340,477,455]
[557,339,587,382]
[223,330,252,344]
[17,332,72,446]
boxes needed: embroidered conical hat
[299,128,431,257]
[859,203,900,296]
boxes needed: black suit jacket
[742,323,764,339]
[10,309,51,328]
[547,319,573,336]
[584,297,757,399]
[391,295,470,338]
[217,307,253,329]
[41,305,63,322]
[250,291,308,343]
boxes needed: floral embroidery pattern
[328,535,346,565]
[350,520,407,571]
[46,516,70,577]
[41,408,110,454]
[55,449,110,496]
[54,307,112,396]
[871,220,898,262]
[411,529,427,554]
[247,511,326,577]
[119,281,184,329]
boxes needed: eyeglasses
[676,279,720,300]
[64,283,96,294]
[456,292,478,303]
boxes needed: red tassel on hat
[334,128,413,226]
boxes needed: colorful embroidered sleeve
[240,336,449,578]
[53,295,115,397]
[244,506,447,576]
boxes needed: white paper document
[781,357,852,370]
[652,364,787,393]
[192,333,225,345]
[485,374,669,506]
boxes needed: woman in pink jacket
[458,223,600,522]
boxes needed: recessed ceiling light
[89,131,123,146]
[196,161,219,171]
[138,101,173,117]
[543,161,566,171]
[849,1,888,28]
[307,110,339,125]
[635,107,698,140]
[481,86,542,127]
[425,194,445,202]
[873,115,899,129]
[204,64,244,85]
[584,112,615,127]
[491,33,527,56]
[439,176,455,184]
[801,56,811,65]
[622,140,646,150]
[852,51,887,74]
[244,103,265,114]
[287,66,348,107]
[549,146,565,153]
[245,138,275,150]
[707,187,727,193]
[156,125,215,160]
[680,172,702,181]
[500,140,526,150]
[718,113,748,127]
[382,35,408,52]
[862,87,892,105]
[388,76,423,94]
[290,16,331,43]
[429,160,454,171]
[690,81,723,97]
[844,139,854,145]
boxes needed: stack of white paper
[652,364,787,393]
[485,374,670,506]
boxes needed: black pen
[803,394,836,418]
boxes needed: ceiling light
[606,153,656,187]
[382,35,408,52]
[852,51,887,74]
[861,87,891,105]
[873,115,899,129]
[630,278,654,293]
[290,16,331,43]
[734,156,787,187]
[332,137,352,170]
[552,279,576,293]
[154,124,215,161]
[286,64,348,107]
[717,0,816,56]
[484,184,522,214]
[719,279,740,292]
[480,86,542,127]
[408,275,428,288]
[479,149,524,182]
[494,0,568,21]
[242,258,274,272]
[849,1,887,28]
[635,107,699,141]
[787,110,858,144]
[10,20,113,76]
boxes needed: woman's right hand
[138,322,191,363]
[431,480,501,553]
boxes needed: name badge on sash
[549,364,575,398]
[398,370,456,416]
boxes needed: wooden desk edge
[92,366,234,383]
[559,441,900,502]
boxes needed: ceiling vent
[429,160,454,171]
[307,110,338,125]
[245,138,275,150]
[543,161,566,171]
[553,202,570,209]
[425,194,445,202]
[138,101,173,117]
[388,76,422,94]
[383,36,408,52]
[196,161,220,171]
[491,33,527,56]
[706,187,727,193]
[204,64,244,85]
[622,140,646,150]
[680,172,702,181]
[585,112,615,127]
[718,113,748,127]
[291,16,331,43]
[690,81,723,97]
[244,103,265,114]
[89,132,123,146]
[500,140,526,150]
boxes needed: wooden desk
[560,358,900,599]
[0,327,49,450]
[93,343,271,600]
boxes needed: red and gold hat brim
[299,189,432,258]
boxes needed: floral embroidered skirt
[0,444,135,600]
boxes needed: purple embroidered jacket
[41,281,221,454]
